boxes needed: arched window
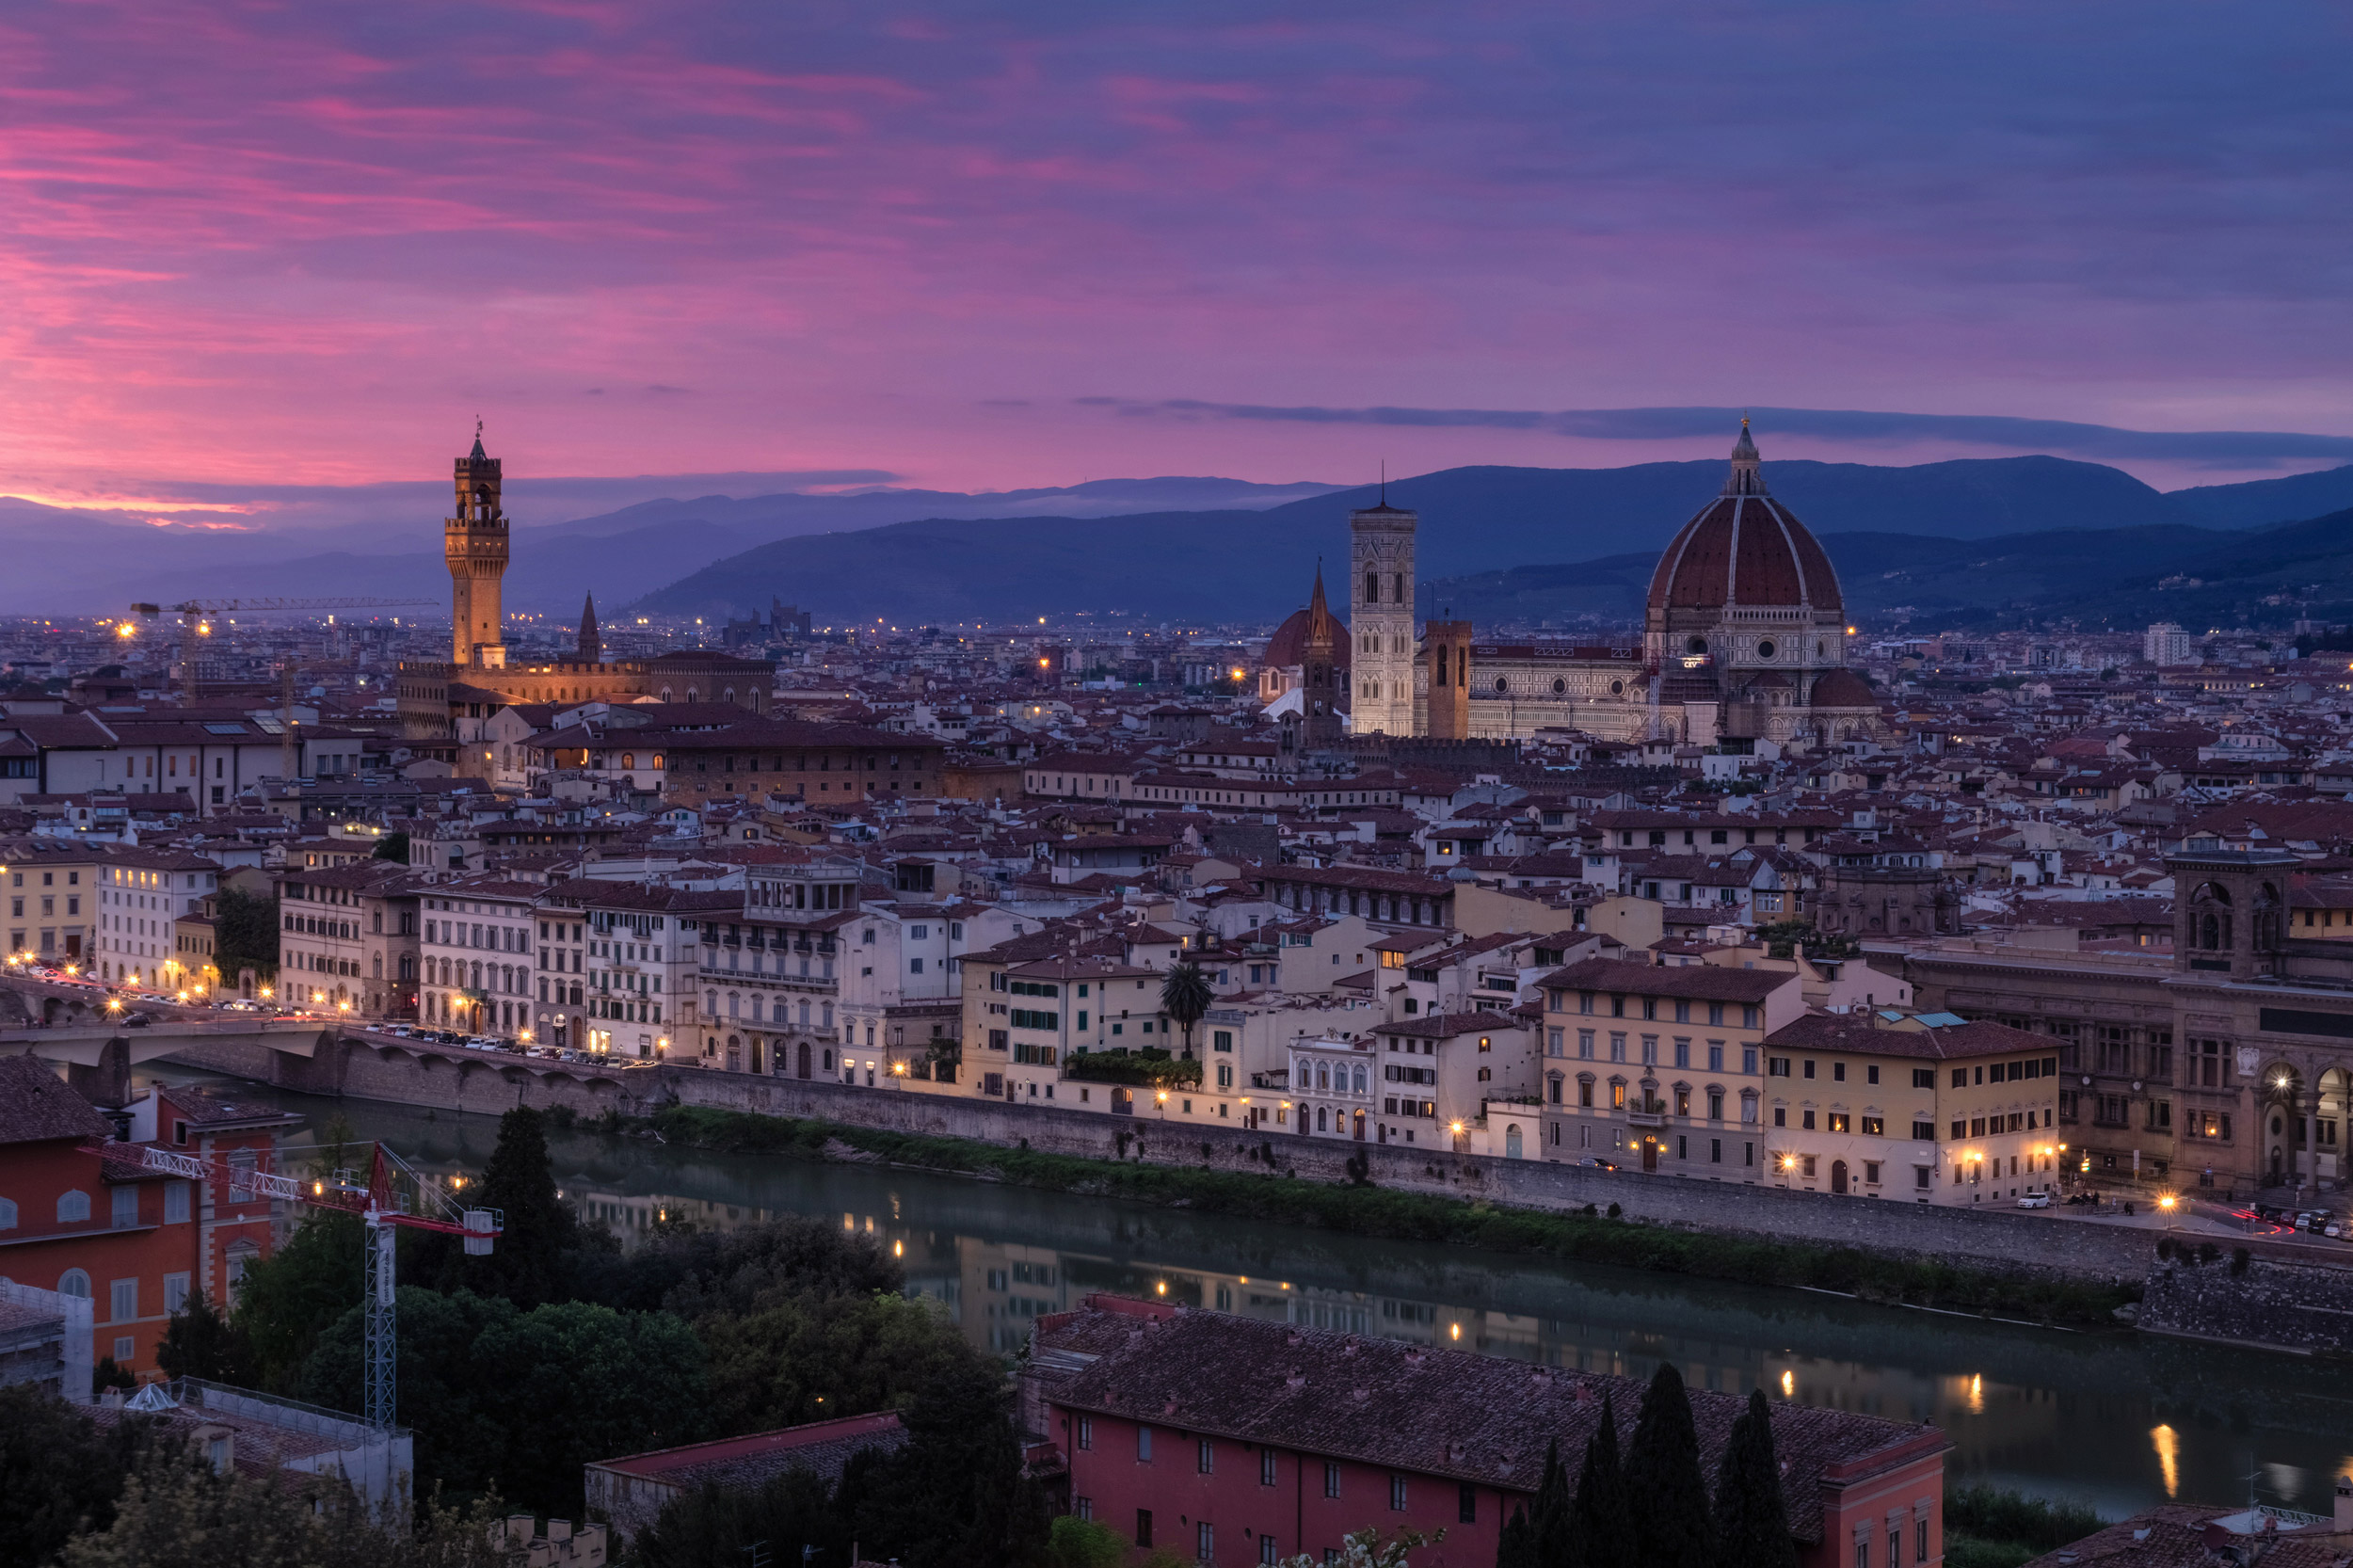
[1351,1064,1367,1094]
[622,753,635,770]
[652,754,665,770]
[57,1269,90,1299]
[1436,647,1449,685]
[56,1190,89,1224]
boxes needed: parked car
[2016,1192,2053,1209]
[1577,1157,1619,1171]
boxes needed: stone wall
[161,1032,2353,1287]
[2137,1255,2353,1352]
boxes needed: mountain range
[626,456,2353,626]
[11,454,2353,627]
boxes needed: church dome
[1645,422,1842,621]
[1260,566,1352,671]
[1810,668,1877,708]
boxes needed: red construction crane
[81,1138,500,1431]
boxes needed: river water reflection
[234,1082,2353,1523]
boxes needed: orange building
[0,1056,296,1376]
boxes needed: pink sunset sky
[7,0,2352,518]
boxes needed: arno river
[208,1076,2353,1522]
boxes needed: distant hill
[1420,505,2353,632]
[2165,464,2353,530]
[626,454,2215,622]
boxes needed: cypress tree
[1625,1363,1716,1568]
[1529,1438,1574,1568]
[1714,1388,1798,1568]
[1496,1504,1535,1568]
[1569,1394,1637,1568]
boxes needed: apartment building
[419,877,540,1040]
[3,840,98,964]
[273,860,421,1018]
[1758,1012,2066,1204]
[836,898,1024,1088]
[94,848,220,988]
[1534,956,1809,1173]
[1032,1295,1949,1568]
[538,879,733,1060]
[1364,1011,1539,1147]
[0,1059,294,1378]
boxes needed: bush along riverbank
[1943,1484,2105,1568]
[638,1104,2140,1329]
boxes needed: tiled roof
[0,1056,112,1145]
[1537,956,1793,1002]
[1763,1013,2053,1062]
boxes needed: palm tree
[1160,961,1214,1059]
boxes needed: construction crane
[129,597,437,616]
[80,1137,500,1431]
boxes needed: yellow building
[1534,956,1808,1173]
[1756,1011,2063,1205]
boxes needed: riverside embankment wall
[164,1031,2309,1286]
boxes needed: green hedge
[641,1105,2138,1328]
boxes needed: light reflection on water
[216,1080,2353,1523]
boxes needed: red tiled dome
[1645,424,1842,619]
[1262,566,1351,670]
[1811,668,1877,708]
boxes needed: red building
[1027,1296,1947,1568]
[0,1056,296,1375]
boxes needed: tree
[624,1215,903,1320]
[853,1355,1049,1568]
[1494,1505,1534,1568]
[1713,1389,1798,1568]
[1525,1438,1572,1568]
[211,886,280,987]
[59,1444,518,1568]
[1276,1528,1443,1568]
[302,1288,708,1515]
[695,1288,977,1436]
[371,831,409,863]
[413,1106,581,1307]
[633,1470,856,1568]
[1160,961,1214,1059]
[0,1385,174,1568]
[232,1202,362,1393]
[155,1288,255,1384]
[1048,1515,1132,1568]
[1569,1394,1636,1568]
[1623,1364,1714,1568]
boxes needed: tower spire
[578,592,601,663]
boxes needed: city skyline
[8,1,2353,515]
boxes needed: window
[1459,1482,1478,1524]
[112,1185,138,1228]
[1389,1476,1409,1511]
[110,1278,137,1324]
[1324,1462,1341,1499]
[0,1197,13,1230]
[57,1270,89,1300]
[1199,1438,1214,1474]
[1950,1068,1967,1089]
[1826,1112,1848,1133]
[1261,1449,1278,1487]
[1769,1057,1790,1078]
[1865,1161,1881,1185]
[1260,1539,1279,1567]
[1077,1417,1094,1451]
[1076,1497,1094,1522]
[1137,1512,1154,1549]
[164,1272,190,1313]
[1913,1068,1935,1089]
[1138,1426,1153,1462]
[1862,1116,1884,1136]
[1198,1524,1215,1563]
[57,1190,90,1224]
[1913,1120,1936,1141]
